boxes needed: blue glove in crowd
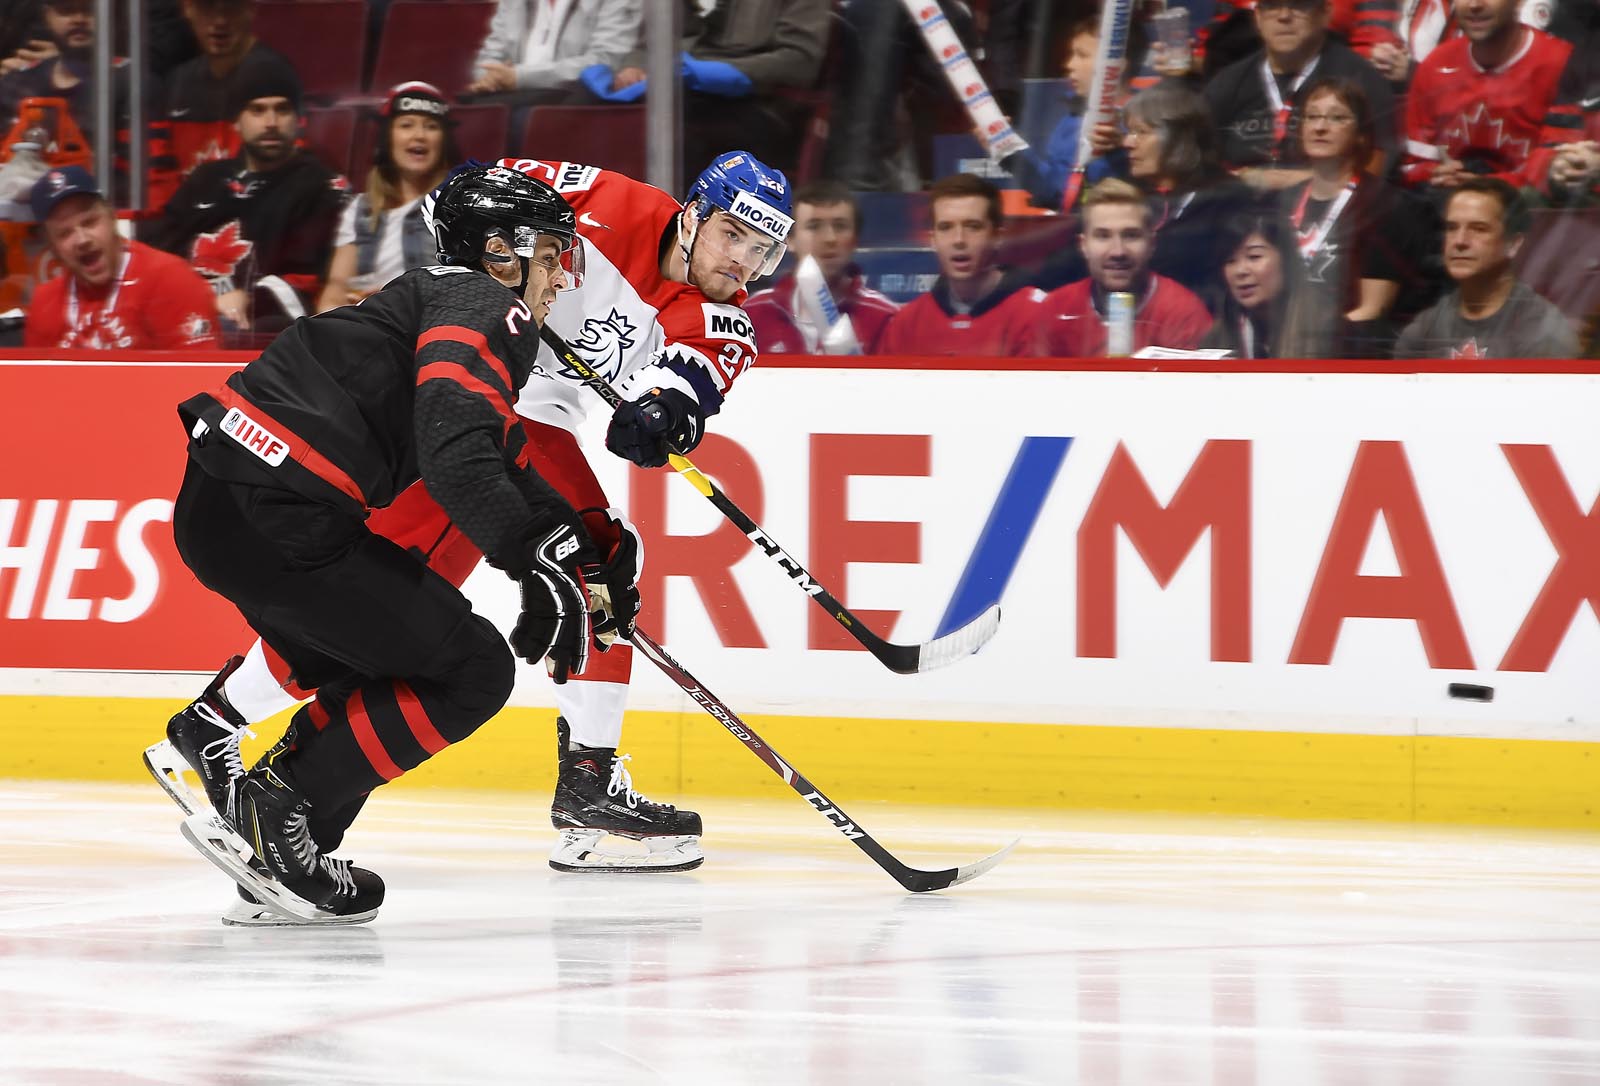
[579,54,753,103]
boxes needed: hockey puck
[1447,683,1494,703]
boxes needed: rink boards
[3,353,1599,826]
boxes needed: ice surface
[3,782,1600,1085]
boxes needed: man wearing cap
[24,166,217,350]
[158,0,298,188]
[143,64,347,336]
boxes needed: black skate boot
[549,717,703,872]
[192,758,385,922]
[145,655,253,818]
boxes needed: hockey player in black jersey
[161,163,632,925]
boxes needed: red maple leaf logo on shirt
[191,221,253,279]
[1450,337,1487,359]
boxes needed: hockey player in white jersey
[147,151,794,919]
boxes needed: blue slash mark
[934,436,1073,638]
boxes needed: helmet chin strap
[678,201,705,289]
[483,247,530,290]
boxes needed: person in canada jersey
[156,150,795,879]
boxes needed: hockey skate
[144,656,254,818]
[550,718,703,873]
[181,760,384,924]
[220,883,376,927]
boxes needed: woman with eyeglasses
[1117,81,1256,302]
[1279,76,1440,356]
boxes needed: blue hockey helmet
[684,150,793,279]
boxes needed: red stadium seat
[367,0,495,95]
[449,102,510,163]
[301,105,359,177]
[254,1,368,104]
[516,106,645,179]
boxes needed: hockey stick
[539,323,1000,674]
[629,626,1017,892]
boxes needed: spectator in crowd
[1528,24,1600,206]
[996,17,1128,211]
[465,0,639,113]
[159,0,298,187]
[873,173,1044,356]
[745,179,900,354]
[1395,177,1579,357]
[0,1,49,76]
[579,0,826,191]
[1204,0,1397,191]
[0,0,120,153]
[1202,208,1319,358]
[1034,178,1213,357]
[1188,0,1402,80]
[144,65,346,337]
[825,0,978,192]
[1399,0,1570,192]
[1283,77,1440,356]
[1119,82,1256,300]
[317,82,457,313]
[24,166,217,350]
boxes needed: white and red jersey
[495,158,759,434]
[1400,28,1571,187]
[744,267,901,354]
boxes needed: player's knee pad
[432,612,517,742]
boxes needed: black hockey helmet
[424,162,584,285]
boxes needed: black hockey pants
[173,459,515,826]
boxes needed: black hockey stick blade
[539,323,1002,673]
[629,627,1018,892]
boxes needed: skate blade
[179,812,323,922]
[220,898,377,928]
[144,739,206,817]
[549,829,704,873]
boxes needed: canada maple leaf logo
[191,221,253,279]
[1440,102,1530,172]
[1450,337,1487,359]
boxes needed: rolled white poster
[899,0,1029,160]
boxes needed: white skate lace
[320,856,356,898]
[281,808,316,871]
[194,700,257,780]
[606,754,644,809]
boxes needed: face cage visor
[697,205,788,280]
[511,224,584,289]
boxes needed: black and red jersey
[177,266,567,567]
[143,150,348,319]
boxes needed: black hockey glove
[577,509,642,650]
[605,386,705,469]
[507,521,598,683]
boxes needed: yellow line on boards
[3,695,1598,829]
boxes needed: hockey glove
[680,54,753,98]
[579,64,648,103]
[508,522,597,683]
[605,386,705,469]
[577,509,643,650]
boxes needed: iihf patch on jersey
[220,406,289,466]
[703,303,756,347]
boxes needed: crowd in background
[0,0,1594,359]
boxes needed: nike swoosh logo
[1582,95,1600,110]
[170,107,191,117]
[195,201,216,210]
[579,211,607,229]
[1437,66,1458,73]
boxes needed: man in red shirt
[1035,179,1213,358]
[873,173,1044,357]
[24,166,217,350]
[745,180,899,354]
[1400,0,1570,190]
